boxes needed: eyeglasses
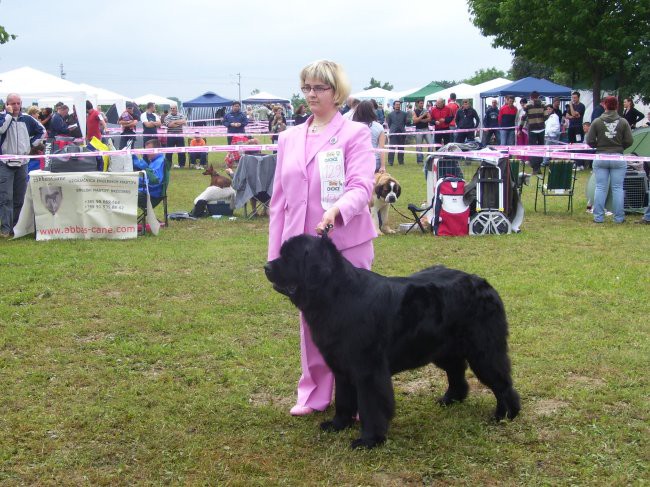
[301,85,331,94]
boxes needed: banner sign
[26,171,139,240]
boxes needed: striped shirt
[164,113,186,134]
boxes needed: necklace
[310,122,327,133]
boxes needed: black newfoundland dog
[264,234,520,449]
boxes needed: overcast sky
[0,0,513,101]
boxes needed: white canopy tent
[350,87,399,109]
[0,66,89,137]
[133,93,178,108]
[425,79,512,120]
[79,83,130,106]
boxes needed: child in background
[189,132,207,169]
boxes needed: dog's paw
[437,394,464,406]
[381,227,396,234]
[350,436,385,449]
[320,417,355,432]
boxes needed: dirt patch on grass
[566,374,606,389]
[249,391,293,409]
[534,399,569,416]
[394,367,446,395]
[371,471,423,486]
[75,332,115,344]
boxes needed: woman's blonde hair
[299,59,350,108]
[26,105,40,117]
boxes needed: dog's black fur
[264,235,520,449]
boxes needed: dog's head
[374,173,401,204]
[264,235,341,309]
[39,186,63,215]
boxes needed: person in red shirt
[85,100,105,142]
[447,93,460,140]
[429,98,454,146]
[498,96,518,145]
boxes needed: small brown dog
[202,165,232,188]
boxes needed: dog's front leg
[370,203,384,236]
[379,204,395,234]
[320,374,357,432]
[351,368,395,449]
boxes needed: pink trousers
[294,240,374,410]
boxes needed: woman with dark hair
[623,97,644,129]
[353,100,386,173]
[293,104,309,125]
[586,96,634,224]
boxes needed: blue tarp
[480,77,572,98]
[183,91,234,107]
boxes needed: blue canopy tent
[182,91,235,126]
[480,77,572,100]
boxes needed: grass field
[1,139,648,486]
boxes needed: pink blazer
[268,112,377,260]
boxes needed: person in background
[622,97,644,129]
[644,112,650,127]
[411,99,431,165]
[591,98,606,122]
[542,104,560,166]
[372,99,384,126]
[386,100,407,166]
[498,96,517,145]
[38,107,53,134]
[353,100,386,173]
[189,132,207,169]
[586,96,633,224]
[49,104,71,139]
[164,105,187,168]
[293,104,309,125]
[140,102,161,145]
[268,59,376,417]
[520,91,545,175]
[118,103,138,149]
[482,98,499,145]
[223,101,248,144]
[342,98,360,120]
[132,138,166,208]
[270,107,287,142]
[455,99,480,143]
[0,93,45,237]
[515,97,528,146]
[564,91,586,143]
[85,100,105,143]
[429,97,454,146]
[447,92,460,140]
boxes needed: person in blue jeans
[585,96,633,224]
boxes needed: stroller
[464,156,524,234]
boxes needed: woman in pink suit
[268,60,377,416]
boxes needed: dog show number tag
[318,149,345,210]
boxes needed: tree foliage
[432,80,459,89]
[467,0,650,102]
[364,77,394,91]
[291,93,307,112]
[250,89,260,96]
[463,67,506,85]
[0,25,16,44]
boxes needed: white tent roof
[351,87,396,100]
[241,91,290,104]
[0,66,88,137]
[473,77,511,94]
[133,93,178,107]
[79,83,131,106]
[424,83,475,104]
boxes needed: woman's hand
[316,206,340,235]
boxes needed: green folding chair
[534,160,577,214]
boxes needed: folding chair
[534,159,577,214]
[510,157,526,197]
[137,159,171,235]
[406,201,433,234]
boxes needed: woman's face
[303,77,336,117]
[624,99,631,109]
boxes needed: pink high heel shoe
[289,405,314,416]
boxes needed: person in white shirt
[543,104,560,166]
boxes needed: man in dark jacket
[454,99,480,143]
[223,101,249,145]
[0,93,46,237]
[482,99,500,145]
[386,100,408,165]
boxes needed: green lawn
[1,143,648,486]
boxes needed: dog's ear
[394,183,401,199]
[375,184,384,199]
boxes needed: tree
[508,56,555,81]
[291,93,307,113]
[364,77,394,91]
[250,89,260,96]
[463,67,506,85]
[432,80,459,89]
[0,25,16,44]
[467,0,650,104]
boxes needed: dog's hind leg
[434,357,469,406]
[320,374,357,432]
[351,368,395,449]
[466,351,520,421]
